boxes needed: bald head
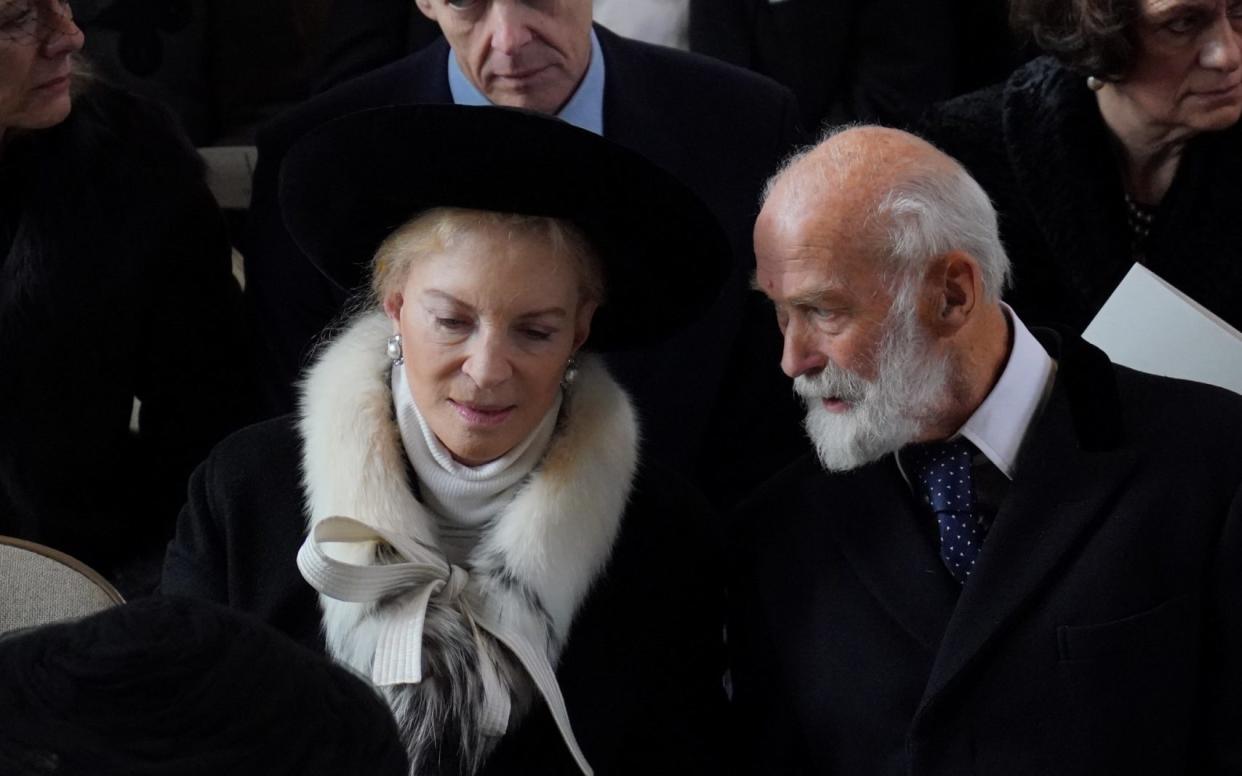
[763,126,952,221]
[757,126,1009,300]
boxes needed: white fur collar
[297,311,637,772]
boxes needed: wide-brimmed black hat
[279,104,732,351]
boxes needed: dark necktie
[905,439,985,584]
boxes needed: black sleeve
[623,474,731,774]
[159,418,322,646]
[726,507,810,774]
[1203,481,1242,771]
[129,101,255,540]
[161,453,230,603]
[688,0,756,69]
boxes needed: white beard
[796,298,954,472]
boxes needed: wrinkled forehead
[1141,0,1218,13]
[0,0,70,39]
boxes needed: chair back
[0,536,124,635]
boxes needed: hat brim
[279,104,732,352]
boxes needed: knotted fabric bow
[297,516,593,776]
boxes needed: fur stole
[298,311,637,775]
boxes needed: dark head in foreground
[0,597,408,775]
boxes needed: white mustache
[793,365,870,406]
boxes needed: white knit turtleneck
[392,364,561,566]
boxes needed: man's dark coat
[242,26,807,507]
[728,331,1242,774]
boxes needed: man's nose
[488,1,534,56]
[1200,14,1242,72]
[461,329,514,388]
[779,317,827,379]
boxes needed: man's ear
[382,292,405,326]
[924,250,980,336]
[414,0,437,21]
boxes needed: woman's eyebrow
[516,308,569,320]
[421,289,471,308]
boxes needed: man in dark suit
[729,126,1242,773]
[244,0,806,506]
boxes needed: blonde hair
[371,207,606,308]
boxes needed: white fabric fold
[297,516,593,776]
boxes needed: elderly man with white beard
[726,126,1242,775]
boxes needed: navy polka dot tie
[905,439,984,584]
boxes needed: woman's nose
[40,2,84,58]
[461,331,514,388]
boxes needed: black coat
[162,414,730,775]
[920,56,1242,332]
[0,81,251,580]
[688,0,1024,131]
[727,330,1242,774]
[312,0,442,93]
[242,26,809,508]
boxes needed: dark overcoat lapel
[917,331,1139,718]
[822,461,958,653]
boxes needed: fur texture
[298,311,637,775]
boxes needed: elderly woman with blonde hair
[163,105,731,775]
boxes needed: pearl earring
[386,334,404,364]
[561,356,579,388]
[1087,75,1104,92]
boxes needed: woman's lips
[35,75,71,92]
[450,400,515,427]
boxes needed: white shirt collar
[446,28,606,136]
[957,304,1057,479]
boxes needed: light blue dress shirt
[447,29,606,136]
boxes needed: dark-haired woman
[920,0,1242,332]
[0,0,250,593]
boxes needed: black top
[163,415,731,775]
[0,80,253,585]
[920,56,1242,332]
